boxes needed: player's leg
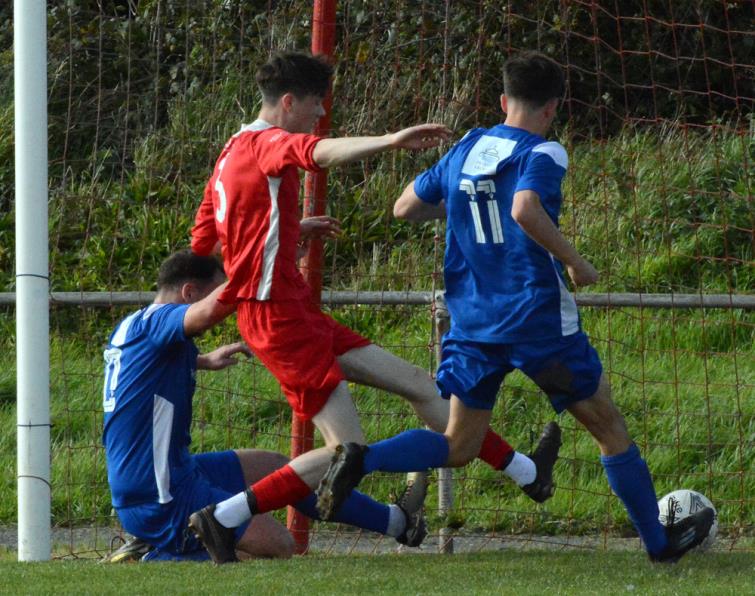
[566,377,666,549]
[434,337,561,498]
[521,332,712,561]
[564,375,630,456]
[294,472,430,547]
[567,377,713,561]
[191,392,424,561]
[317,337,506,518]
[204,449,293,560]
[304,381,433,538]
[337,344,450,430]
[442,394,494,466]
[192,385,372,562]
[316,392,494,520]
[203,300,352,524]
[235,470,425,555]
[189,450,295,560]
[521,335,666,553]
[337,338,542,487]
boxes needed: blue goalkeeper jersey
[414,124,579,343]
[102,303,198,508]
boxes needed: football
[657,489,718,550]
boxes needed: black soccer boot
[316,442,368,521]
[187,503,238,564]
[395,471,429,548]
[649,506,715,563]
[102,535,152,563]
[520,421,562,503]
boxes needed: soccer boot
[649,506,715,563]
[187,504,238,564]
[102,535,152,563]
[316,442,368,521]
[395,471,429,548]
[520,421,562,503]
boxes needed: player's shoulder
[233,120,287,147]
[457,127,487,144]
[439,127,486,163]
[141,303,188,327]
[109,307,148,348]
[529,140,569,170]
[120,304,185,337]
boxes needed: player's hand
[298,216,342,259]
[566,258,599,287]
[388,124,452,151]
[197,342,253,371]
[299,216,342,242]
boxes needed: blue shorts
[115,450,249,555]
[436,331,603,412]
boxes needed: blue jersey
[414,124,579,343]
[102,303,198,508]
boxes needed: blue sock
[294,491,389,534]
[601,444,668,555]
[363,429,449,473]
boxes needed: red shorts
[237,298,371,420]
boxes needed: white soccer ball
[657,489,718,550]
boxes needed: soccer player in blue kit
[103,249,430,561]
[319,51,714,563]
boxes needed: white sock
[502,452,537,486]
[213,492,252,528]
[385,504,406,538]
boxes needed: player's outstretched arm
[183,282,237,338]
[197,341,253,371]
[393,181,446,222]
[312,124,452,169]
[512,190,598,287]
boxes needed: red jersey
[191,120,323,303]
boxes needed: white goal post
[14,0,51,562]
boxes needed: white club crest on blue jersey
[461,136,517,176]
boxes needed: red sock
[250,465,312,514]
[478,429,515,470]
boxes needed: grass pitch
[1,551,754,595]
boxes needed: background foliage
[0,0,751,292]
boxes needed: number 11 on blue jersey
[459,178,504,244]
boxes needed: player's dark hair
[255,52,333,103]
[503,51,565,108]
[157,250,224,291]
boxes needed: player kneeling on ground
[102,249,428,562]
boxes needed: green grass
[1,552,754,595]
[0,305,752,542]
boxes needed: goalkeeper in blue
[102,249,428,562]
[317,51,713,563]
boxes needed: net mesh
[0,0,752,557]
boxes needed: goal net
[1,0,751,557]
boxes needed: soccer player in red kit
[189,52,561,564]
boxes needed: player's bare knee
[266,451,291,471]
[273,532,295,559]
[243,449,289,470]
